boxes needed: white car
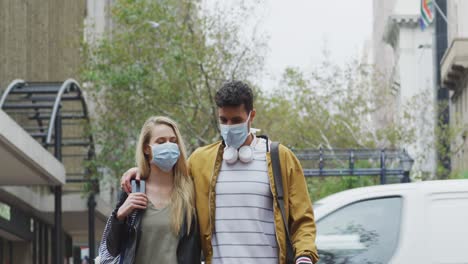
[313,179,468,264]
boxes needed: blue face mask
[220,113,251,149]
[149,142,180,172]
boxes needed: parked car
[313,179,468,264]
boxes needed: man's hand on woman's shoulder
[120,167,140,193]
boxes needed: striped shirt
[212,137,279,264]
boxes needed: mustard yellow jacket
[188,141,319,264]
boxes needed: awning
[0,186,112,244]
[441,38,468,92]
[0,110,65,185]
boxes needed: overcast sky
[257,0,373,89]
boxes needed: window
[316,197,402,264]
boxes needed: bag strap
[271,142,295,263]
[121,181,145,263]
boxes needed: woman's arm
[192,216,202,263]
[105,210,129,256]
[106,191,148,256]
[105,191,129,257]
[176,210,202,263]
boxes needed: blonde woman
[98,116,200,264]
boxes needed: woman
[98,116,200,264]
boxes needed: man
[121,81,318,264]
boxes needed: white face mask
[149,142,180,172]
[219,112,251,149]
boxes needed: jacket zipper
[208,170,215,232]
[208,144,223,259]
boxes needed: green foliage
[82,0,266,179]
[435,99,465,179]
[308,176,379,202]
[254,57,433,199]
[82,1,452,200]
[448,170,468,179]
[255,58,409,150]
[304,159,385,201]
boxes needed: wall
[447,0,468,43]
[0,0,86,89]
[397,23,436,175]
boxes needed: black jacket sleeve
[106,191,129,257]
[177,212,202,264]
[190,215,202,263]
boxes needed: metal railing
[295,148,414,184]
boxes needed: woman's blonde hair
[135,116,195,235]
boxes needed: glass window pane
[317,197,402,264]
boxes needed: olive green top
[134,202,178,264]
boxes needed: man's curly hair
[215,81,253,113]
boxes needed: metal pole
[44,225,49,264]
[432,0,449,25]
[8,241,12,264]
[54,109,62,161]
[402,171,411,183]
[54,186,62,264]
[0,238,3,262]
[88,192,96,262]
[33,220,37,264]
[434,0,450,178]
[380,150,386,184]
[319,147,323,176]
[54,110,63,264]
[38,222,43,264]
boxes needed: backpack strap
[271,142,295,263]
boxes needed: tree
[82,1,458,200]
[82,0,267,179]
[255,56,417,150]
[254,55,435,200]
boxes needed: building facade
[372,0,437,179]
[441,0,468,173]
[371,0,397,130]
[0,110,66,263]
[0,0,116,263]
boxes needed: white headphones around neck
[223,135,257,164]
